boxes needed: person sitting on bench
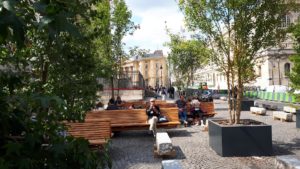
[146,98,161,137]
[106,98,119,110]
[191,96,203,125]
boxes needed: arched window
[281,15,291,28]
[284,63,290,76]
[258,66,262,77]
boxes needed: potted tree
[179,0,292,156]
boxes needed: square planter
[209,119,273,157]
[297,111,300,128]
[232,99,254,111]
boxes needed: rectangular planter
[297,111,300,128]
[209,119,273,157]
[233,99,254,111]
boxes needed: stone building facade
[193,11,299,91]
[122,50,169,88]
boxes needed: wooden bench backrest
[160,108,179,122]
[86,108,179,125]
[122,101,146,109]
[200,102,215,114]
[66,119,111,141]
[119,101,176,109]
[86,109,148,125]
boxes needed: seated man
[146,98,161,137]
[176,95,188,126]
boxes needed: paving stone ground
[108,99,300,169]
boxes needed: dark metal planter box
[233,99,254,111]
[297,111,300,128]
[208,119,273,157]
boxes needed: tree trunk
[111,76,114,99]
[235,67,243,124]
[226,71,234,124]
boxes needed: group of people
[147,85,175,100]
[106,96,125,110]
[146,95,205,137]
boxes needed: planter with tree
[179,0,292,156]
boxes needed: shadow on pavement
[162,146,186,160]
[167,130,195,138]
[272,138,300,156]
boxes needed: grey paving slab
[107,99,300,169]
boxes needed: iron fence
[97,71,145,90]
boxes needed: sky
[123,0,188,55]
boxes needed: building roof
[133,50,164,61]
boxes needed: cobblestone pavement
[108,99,300,169]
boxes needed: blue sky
[123,0,188,55]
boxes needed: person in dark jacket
[146,98,160,137]
[106,98,119,110]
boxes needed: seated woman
[146,98,160,137]
[191,96,203,125]
[106,98,119,110]
[128,104,136,109]
[115,96,125,107]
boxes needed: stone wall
[98,89,145,104]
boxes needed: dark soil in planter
[217,119,264,126]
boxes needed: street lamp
[160,65,163,86]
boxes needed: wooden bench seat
[86,108,180,131]
[200,102,217,117]
[66,119,111,146]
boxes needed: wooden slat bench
[200,102,217,117]
[86,108,180,131]
[121,101,146,109]
[66,119,111,146]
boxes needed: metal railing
[97,71,145,90]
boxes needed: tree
[290,22,300,101]
[179,0,291,124]
[110,0,135,97]
[0,0,113,168]
[165,32,210,88]
[128,46,150,58]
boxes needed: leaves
[179,0,292,123]
[290,23,300,101]
[166,32,210,87]
[0,0,114,168]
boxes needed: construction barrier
[243,91,298,103]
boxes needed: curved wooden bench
[200,102,217,117]
[86,108,180,131]
[66,119,111,146]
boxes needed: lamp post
[160,65,163,86]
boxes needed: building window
[281,15,291,28]
[284,63,290,76]
[258,66,262,77]
[145,64,148,69]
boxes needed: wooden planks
[86,108,180,131]
[66,119,111,146]
[200,102,217,117]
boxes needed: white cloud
[123,0,189,55]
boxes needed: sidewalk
[108,99,300,169]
